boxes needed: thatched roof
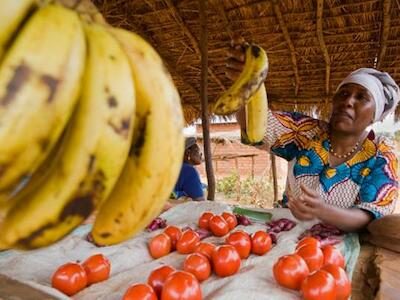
[92,0,400,124]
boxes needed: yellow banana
[0,23,135,249]
[0,5,86,192]
[213,43,268,115]
[0,0,35,60]
[244,84,268,144]
[91,27,184,246]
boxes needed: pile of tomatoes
[273,237,351,300]
[51,253,111,296]
[133,211,274,299]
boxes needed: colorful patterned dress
[263,111,398,219]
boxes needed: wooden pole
[199,0,215,200]
[270,153,279,204]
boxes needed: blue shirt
[173,162,204,199]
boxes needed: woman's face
[329,83,375,135]
[187,144,203,165]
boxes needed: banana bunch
[213,43,269,115]
[0,1,184,249]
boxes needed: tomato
[209,215,230,237]
[82,254,110,285]
[148,233,171,259]
[222,212,238,230]
[161,271,202,300]
[251,231,272,255]
[198,211,214,230]
[164,226,182,250]
[194,242,215,260]
[226,230,251,259]
[296,244,324,272]
[323,264,351,300]
[184,253,211,282]
[322,245,345,269]
[176,230,200,254]
[147,265,175,297]
[212,245,241,277]
[273,254,310,290]
[301,270,337,300]
[296,237,321,250]
[51,262,88,296]
[123,283,157,300]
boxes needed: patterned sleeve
[263,110,323,161]
[356,138,399,219]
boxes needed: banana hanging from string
[213,43,269,115]
[0,4,86,193]
[0,22,135,249]
[91,27,184,246]
[241,83,268,145]
[0,0,35,61]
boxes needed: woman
[172,137,206,202]
[227,39,399,232]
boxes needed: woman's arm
[290,184,372,232]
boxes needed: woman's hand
[287,195,315,221]
[226,36,246,81]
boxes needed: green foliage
[216,172,274,208]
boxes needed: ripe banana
[0,23,135,249]
[91,27,184,246]
[0,0,35,60]
[213,43,268,115]
[243,84,268,144]
[0,4,86,192]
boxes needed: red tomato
[194,242,215,260]
[273,254,310,290]
[323,264,351,300]
[147,265,175,297]
[198,212,214,230]
[296,244,324,272]
[301,270,337,300]
[251,231,272,255]
[184,253,211,282]
[148,233,171,259]
[164,226,182,250]
[162,271,202,300]
[176,230,200,254]
[296,237,321,250]
[212,245,241,277]
[123,283,157,300]
[222,212,238,230]
[51,263,88,296]
[322,245,345,269]
[82,254,110,285]
[226,230,251,259]
[209,215,230,237]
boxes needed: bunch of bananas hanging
[213,43,269,144]
[0,0,184,249]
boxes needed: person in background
[172,137,206,202]
[227,37,399,232]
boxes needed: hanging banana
[213,43,269,115]
[0,22,135,249]
[90,27,184,246]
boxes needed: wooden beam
[164,0,225,91]
[272,0,300,96]
[317,0,330,95]
[377,0,392,69]
[199,0,215,201]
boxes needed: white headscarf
[337,68,400,122]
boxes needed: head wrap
[337,68,400,122]
[184,137,197,150]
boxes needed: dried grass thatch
[92,0,400,124]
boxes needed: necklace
[328,139,360,159]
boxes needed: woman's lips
[332,111,353,120]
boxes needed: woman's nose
[343,95,355,107]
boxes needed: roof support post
[199,0,215,201]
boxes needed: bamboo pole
[270,153,279,204]
[199,0,215,200]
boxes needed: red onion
[181,226,193,232]
[235,214,251,226]
[269,232,277,244]
[195,228,212,240]
[146,217,167,232]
